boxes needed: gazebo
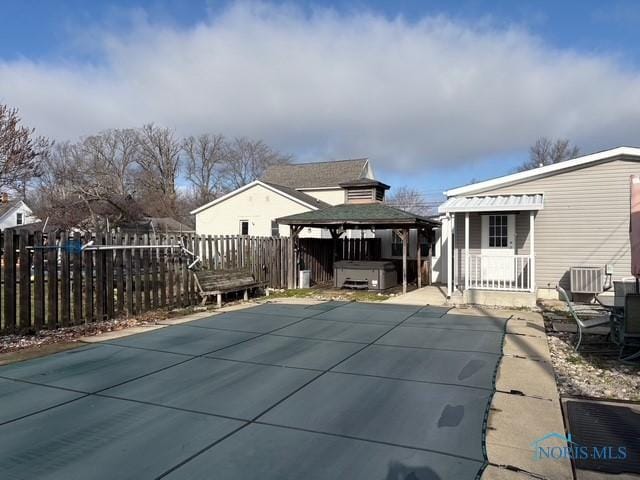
[277,179,440,294]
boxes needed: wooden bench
[192,269,267,307]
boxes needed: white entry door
[481,214,515,283]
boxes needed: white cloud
[2,2,640,171]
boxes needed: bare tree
[33,131,145,229]
[0,104,49,194]
[386,186,434,216]
[182,133,225,205]
[29,123,293,227]
[82,129,138,196]
[518,137,580,172]
[31,141,89,228]
[74,129,144,226]
[135,124,181,216]
[222,137,290,190]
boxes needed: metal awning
[438,193,544,213]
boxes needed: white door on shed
[481,214,515,282]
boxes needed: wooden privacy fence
[297,237,382,284]
[0,231,380,333]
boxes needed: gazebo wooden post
[394,228,409,294]
[329,228,343,262]
[288,225,303,289]
[329,227,345,287]
[416,229,422,289]
[427,227,433,286]
[402,228,409,294]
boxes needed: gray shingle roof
[261,158,369,188]
[262,182,331,208]
[277,203,440,228]
[0,200,23,218]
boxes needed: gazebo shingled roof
[276,203,439,230]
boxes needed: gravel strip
[543,309,640,401]
[0,311,169,354]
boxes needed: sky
[2,0,640,202]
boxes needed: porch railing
[467,254,533,291]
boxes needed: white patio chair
[614,294,640,362]
[556,286,611,351]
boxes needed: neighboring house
[0,198,38,230]
[261,158,374,205]
[192,158,374,238]
[435,146,640,306]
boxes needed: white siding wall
[0,203,37,230]
[298,188,345,206]
[195,183,326,238]
[459,157,639,291]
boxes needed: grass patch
[566,354,584,365]
[267,288,390,302]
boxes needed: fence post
[33,231,45,330]
[72,231,83,324]
[3,231,16,331]
[167,235,175,306]
[142,234,151,311]
[18,230,31,329]
[150,234,159,309]
[207,235,213,269]
[59,231,71,326]
[175,242,182,307]
[181,252,188,307]
[105,232,114,319]
[125,233,133,315]
[95,232,105,321]
[159,237,167,307]
[46,233,58,328]
[115,233,125,315]
[213,236,219,270]
[133,234,142,313]
[83,231,94,322]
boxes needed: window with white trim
[271,220,280,237]
[488,215,508,247]
[16,212,23,225]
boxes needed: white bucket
[299,270,311,289]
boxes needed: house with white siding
[191,158,375,238]
[435,146,640,306]
[0,198,38,231]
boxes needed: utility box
[334,260,397,291]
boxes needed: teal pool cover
[0,302,509,479]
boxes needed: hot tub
[334,260,397,291]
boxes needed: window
[391,231,403,256]
[16,212,23,225]
[271,220,280,237]
[240,220,249,236]
[488,215,508,247]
